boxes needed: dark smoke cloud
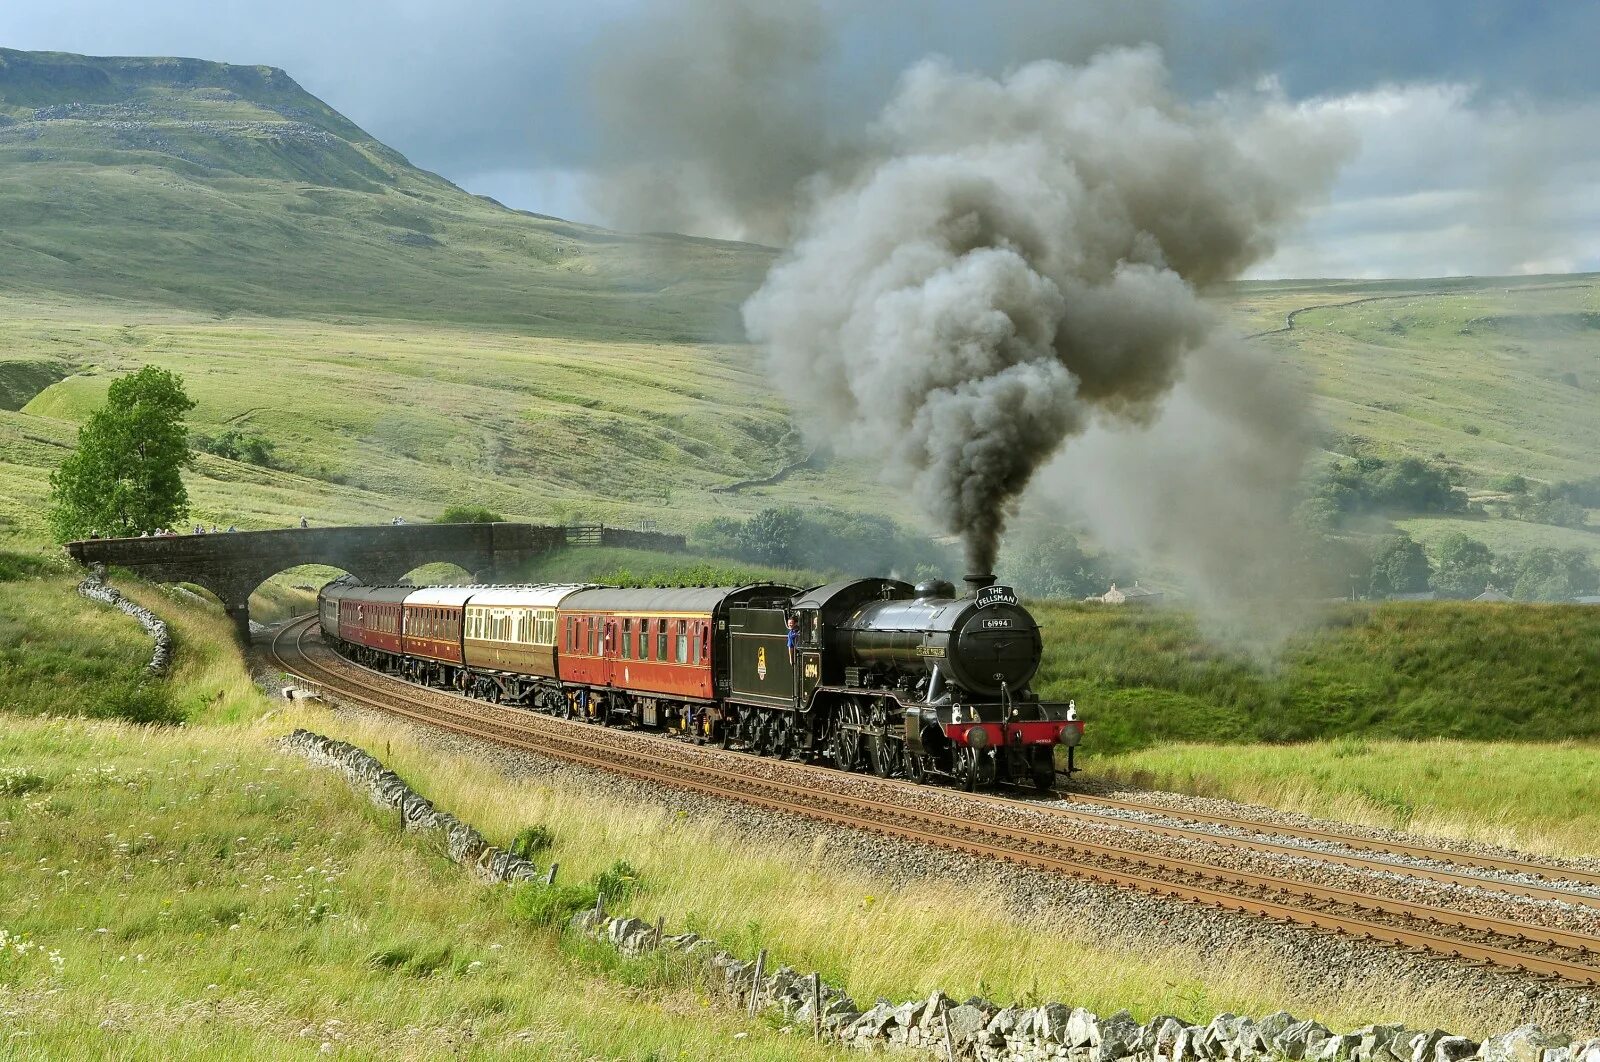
[1028,334,1316,640]
[585,0,835,245]
[744,49,1350,574]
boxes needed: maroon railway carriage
[555,585,798,733]
[336,585,410,661]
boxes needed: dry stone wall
[577,910,1596,1062]
[77,564,171,676]
[279,729,543,884]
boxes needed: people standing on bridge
[299,515,309,528]
[226,525,237,533]
[211,525,220,534]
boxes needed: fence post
[811,972,822,1040]
[545,862,559,886]
[593,892,605,923]
[653,914,664,949]
[747,948,767,1017]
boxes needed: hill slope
[0,47,1595,571]
[0,48,770,339]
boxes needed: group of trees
[1297,456,1467,532]
[1001,528,1113,600]
[692,506,952,576]
[1490,475,1594,530]
[1368,530,1598,601]
[192,428,276,468]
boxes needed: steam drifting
[744,48,1347,574]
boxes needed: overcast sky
[4,0,1597,278]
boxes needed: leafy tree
[735,506,804,566]
[48,366,195,540]
[1487,474,1528,494]
[1368,532,1431,597]
[1004,529,1107,600]
[1429,532,1494,598]
[436,504,504,524]
[1501,548,1600,602]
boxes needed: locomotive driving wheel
[834,700,865,772]
[868,733,904,779]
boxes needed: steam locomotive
[318,574,1082,791]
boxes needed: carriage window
[656,620,667,661]
[587,619,597,656]
[675,620,688,663]
[637,619,649,659]
[701,621,710,662]
[621,618,633,659]
[691,622,703,663]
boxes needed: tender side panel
[727,606,798,708]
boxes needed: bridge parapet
[65,522,570,641]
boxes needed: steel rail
[268,616,1600,986]
[1051,791,1600,893]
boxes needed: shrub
[88,682,185,725]
[509,825,555,859]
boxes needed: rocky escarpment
[76,564,170,675]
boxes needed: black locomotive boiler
[724,575,1080,790]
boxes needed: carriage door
[603,618,619,687]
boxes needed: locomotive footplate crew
[318,573,1082,793]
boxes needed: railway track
[268,614,1600,987]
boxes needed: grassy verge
[1096,738,1600,857]
[292,708,1530,1040]
[0,715,846,1060]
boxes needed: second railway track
[268,614,1600,987]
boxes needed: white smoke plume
[743,48,1350,575]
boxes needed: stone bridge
[66,522,569,641]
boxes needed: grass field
[1097,738,1600,856]
[1032,600,1600,756]
[0,572,1560,1049]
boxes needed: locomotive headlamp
[966,725,990,750]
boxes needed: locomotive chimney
[964,573,997,597]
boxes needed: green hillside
[0,47,1596,574]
